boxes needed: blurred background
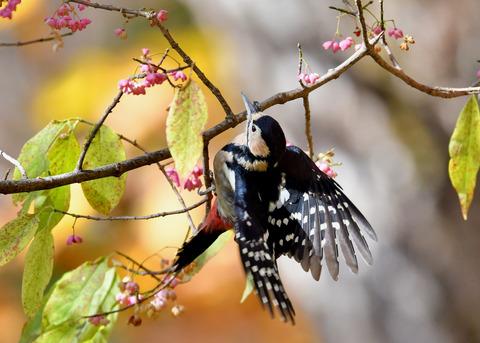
[1,0,480,342]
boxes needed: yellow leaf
[166,80,208,177]
[448,95,480,220]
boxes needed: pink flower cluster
[298,72,319,84]
[88,315,110,326]
[45,1,91,32]
[316,161,338,178]
[166,166,203,192]
[116,49,188,95]
[66,234,83,245]
[116,278,143,306]
[0,0,20,19]
[157,10,168,23]
[150,9,168,26]
[116,292,143,306]
[388,28,404,39]
[315,150,338,178]
[170,70,187,82]
[118,49,169,95]
[184,166,203,191]
[323,36,354,53]
[149,277,179,314]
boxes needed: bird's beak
[242,92,257,145]
[241,92,258,118]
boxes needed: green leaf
[0,213,39,266]
[42,256,109,328]
[182,230,233,282]
[22,227,55,317]
[240,272,255,303]
[47,127,81,176]
[166,80,208,177]
[34,186,70,231]
[19,285,56,343]
[20,259,119,343]
[77,267,120,343]
[81,125,127,215]
[13,121,67,205]
[35,325,76,343]
[448,95,480,220]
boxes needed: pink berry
[297,73,305,81]
[326,169,337,178]
[372,25,382,35]
[125,281,139,294]
[142,48,150,56]
[140,64,150,73]
[89,316,101,326]
[332,42,340,53]
[157,10,168,22]
[184,178,193,191]
[175,71,187,81]
[322,40,334,50]
[66,234,83,245]
[388,28,395,37]
[317,162,330,174]
[477,70,480,78]
[57,17,67,27]
[308,73,319,83]
[192,166,203,177]
[339,38,352,51]
[115,293,127,305]
[78,4,86,11]
[114,28,123,37]
[46,17,57,27]
[191,177,202,187]
[394,29,403,39]
[166,168,180,187]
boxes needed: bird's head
[242,93,286,165]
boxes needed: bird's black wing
[233,168,295,323]
[270,145,377,281]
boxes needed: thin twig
[70,0,234,118]
[0,32,73,47]
[302,95,314,159]
[378,0,402,69]
[112,259,171,277]
[0,150,27,179]
[75,90,123,171]
[118,134,198,234]
[53,198,207,221]
[297,43,306,89]
[114,251,163,281]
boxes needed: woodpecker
[173,93,377,323]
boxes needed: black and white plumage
[173,93,377,324]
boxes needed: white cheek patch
[223,164,236,191]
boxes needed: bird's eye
[251,125,257,132]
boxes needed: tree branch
[0,148,170,194]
